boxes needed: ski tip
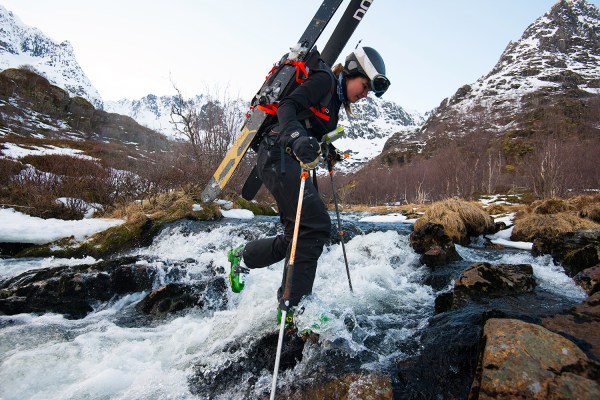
[201,178,221,203]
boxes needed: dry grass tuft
[511,212,600,242]
[566,193,600,211]
[579,205,600,224]
[107,190,220,222]
[485,203,507,215]
[531,198,570,214]
[414,199,495,244]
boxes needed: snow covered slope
[0,5,103,108]
[418,0,600,141]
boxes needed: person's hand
[291,136,321,170]
[326,144,345,167]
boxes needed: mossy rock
[234,197,277,216]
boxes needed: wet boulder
[409,222,462,267]
[470,318,600,400]
[111,264,157,294]
[532,229,600,277]
[136,277,228,316]
[328,220,363,245]
[286,373,393,399]
[0,257,156,318]
[436,262,536,312]
[0,265,111,318]
[541,291,600,362]
[190,330,305,399]
[573,265,600,296]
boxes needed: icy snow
[0,208,124,245]
[220,209,254,219]
[359,213,410,223]
[486,225,533,251]
[1,142,95,160]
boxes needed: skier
[228,46,390,324]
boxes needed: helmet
[344,47,391,98]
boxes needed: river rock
[532,229,600,277]
[190,330,305,399]
[409,222,462,267]
[287,372,393,399]
[541,291,600,362]
[469,318,600,400]
[436,262,536,312]
[136,277,228,316]
[0,256,156,318]
[0,266,111,318]
[573,265,600,296]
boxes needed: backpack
[249,47,336,151]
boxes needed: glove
[291,136,321,170]
[326,143,345,167]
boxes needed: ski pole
[271,169,309,400]
[327,161,353,292]
[321,126,353,292]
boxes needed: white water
[0,217,586,399]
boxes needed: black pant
[243,134,331,307]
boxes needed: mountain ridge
[410,0,600,145]
[0,5,103,109]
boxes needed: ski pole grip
[321,126,345,144]
[300,171,309,180]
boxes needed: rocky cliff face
[0,68,170,152]
[0,5,103,109]
[382,0,600,161]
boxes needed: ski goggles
[370,74,391,97]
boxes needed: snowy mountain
[0,5,103,109]
[415,0,600,143]
[333,96,423,171]
[0,4,421,172]
[106,93,423,172]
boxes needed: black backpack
[249,47,336,151]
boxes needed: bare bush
[170,85,245,169]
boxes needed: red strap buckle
[257,103,279,115]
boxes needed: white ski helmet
[344,46,390,97]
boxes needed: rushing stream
[0,214,586,399]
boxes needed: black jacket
[276,69,342,148]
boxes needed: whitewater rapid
[0,215,585,399]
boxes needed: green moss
[234,197,277,216]
[189,202,223,220]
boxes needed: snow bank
[0,208,124,244]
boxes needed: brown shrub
[531,198,570,214]
[511,212,600,242]
[0,158,24,185]
[414,198,495,244]
[19,154,107,177]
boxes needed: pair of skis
[200,0,375,203]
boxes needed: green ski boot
[228,245,248,293]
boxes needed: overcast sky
[3,0,599,113]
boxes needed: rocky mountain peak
[0,5,103,109]
[488,0,600,87]
[411,0,600,145]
